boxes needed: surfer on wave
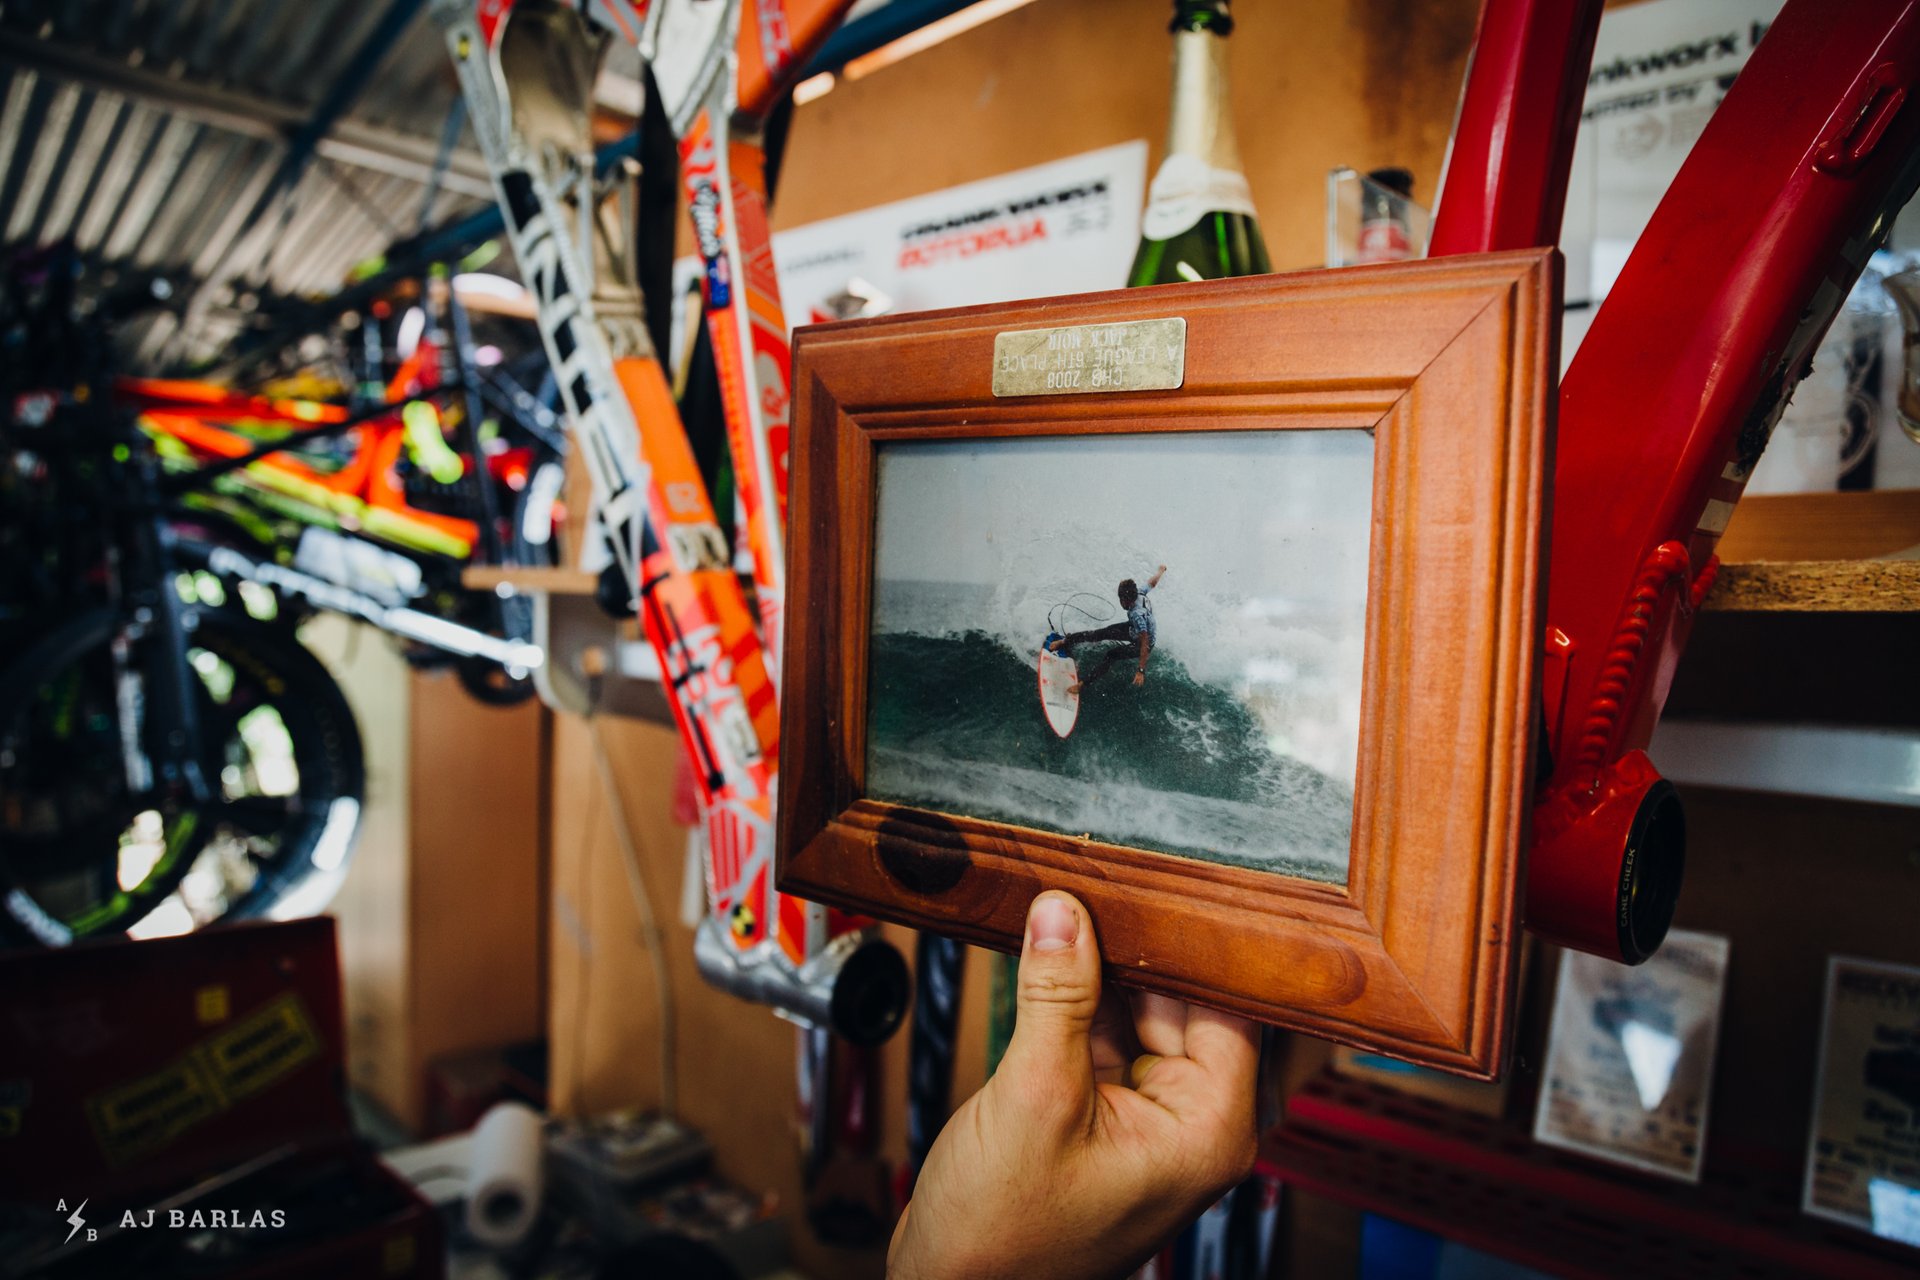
[1046,564,1167,693]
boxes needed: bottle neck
[1163,27,1245,177]
[1171,0,1233,35]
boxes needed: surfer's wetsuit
[1055,583,1155,687]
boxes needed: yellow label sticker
[199,993,322,1104]
[87,1058,224,1166]
[195,984,231,1025]
[84,993,324,1166]
[383,1232,418,1274]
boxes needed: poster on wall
[672,140,1149,358]
[1559,0,1784,360]
[1532,929,1731,1182]
[1803,956,1920,1245]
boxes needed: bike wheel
[0,608,364,945]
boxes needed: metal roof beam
[162,0,426,363]
[0,27,491,198]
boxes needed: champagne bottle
[1127,0,1271,287]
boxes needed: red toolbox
[0,918,443,1278]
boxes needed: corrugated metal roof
[1,0,491,370]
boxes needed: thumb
[997,892,1103,1099]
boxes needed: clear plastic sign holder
[1326,167,1433,269]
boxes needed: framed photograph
[1803,955,1920,1244]
[778,250,1557,1076]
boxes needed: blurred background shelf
[1702,559,1920,612]
[1703,490,1920,613]
[461,565,600,595]
[1716,489,1920,563]
[1265,1073,1920,1280]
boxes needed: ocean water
[865,619,1353,881]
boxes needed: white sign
[1559,0,1785,358]
[672,140,1149,361]
[1533,929,1731,1182]
[1805,955,1920,1244]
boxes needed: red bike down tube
[1432,0,1920,962]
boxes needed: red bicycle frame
[1435,0,1920,961]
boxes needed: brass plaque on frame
[991,317,1187,397]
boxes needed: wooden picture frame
[778,249,1557,1078]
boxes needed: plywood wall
[405,671,549,1125]
[308,616,416,1123]
[322,621,548,1134]
[777,0,1479,269]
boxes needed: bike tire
[0,607,365,945]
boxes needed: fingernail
[1027,894,1078,953]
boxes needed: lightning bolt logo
[64,1198,87,1244]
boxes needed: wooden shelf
[1702,559,1920,612]
[1695,491,1920,613]
[1717,489,1920,562]
[1266,1073,1918,1280]
[461,564,599,596]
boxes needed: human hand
[888,893,1259,1280]
[1133,671,1145,687]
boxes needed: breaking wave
[866,629,1351,879]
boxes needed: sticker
[689,178,732,310]
[195,985,230,1025]
[755,0,796,81]
[83,994,323,1166]
[383,1233,418,1275]
[1696,497,1736,536]
[200,993,321,1104]
[87,1058,224,1167]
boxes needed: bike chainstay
[433,0,840,999]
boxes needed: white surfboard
[1037,634,1080,739]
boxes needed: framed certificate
[1804,955,1920,1244]
[1532,929,1730,1181]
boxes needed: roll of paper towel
[466,1101,545,1248]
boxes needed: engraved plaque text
[992,317,1187,397]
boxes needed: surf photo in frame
[777,251,1557,1076]
[866,431,1371,883]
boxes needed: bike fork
[125,455,212,808]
